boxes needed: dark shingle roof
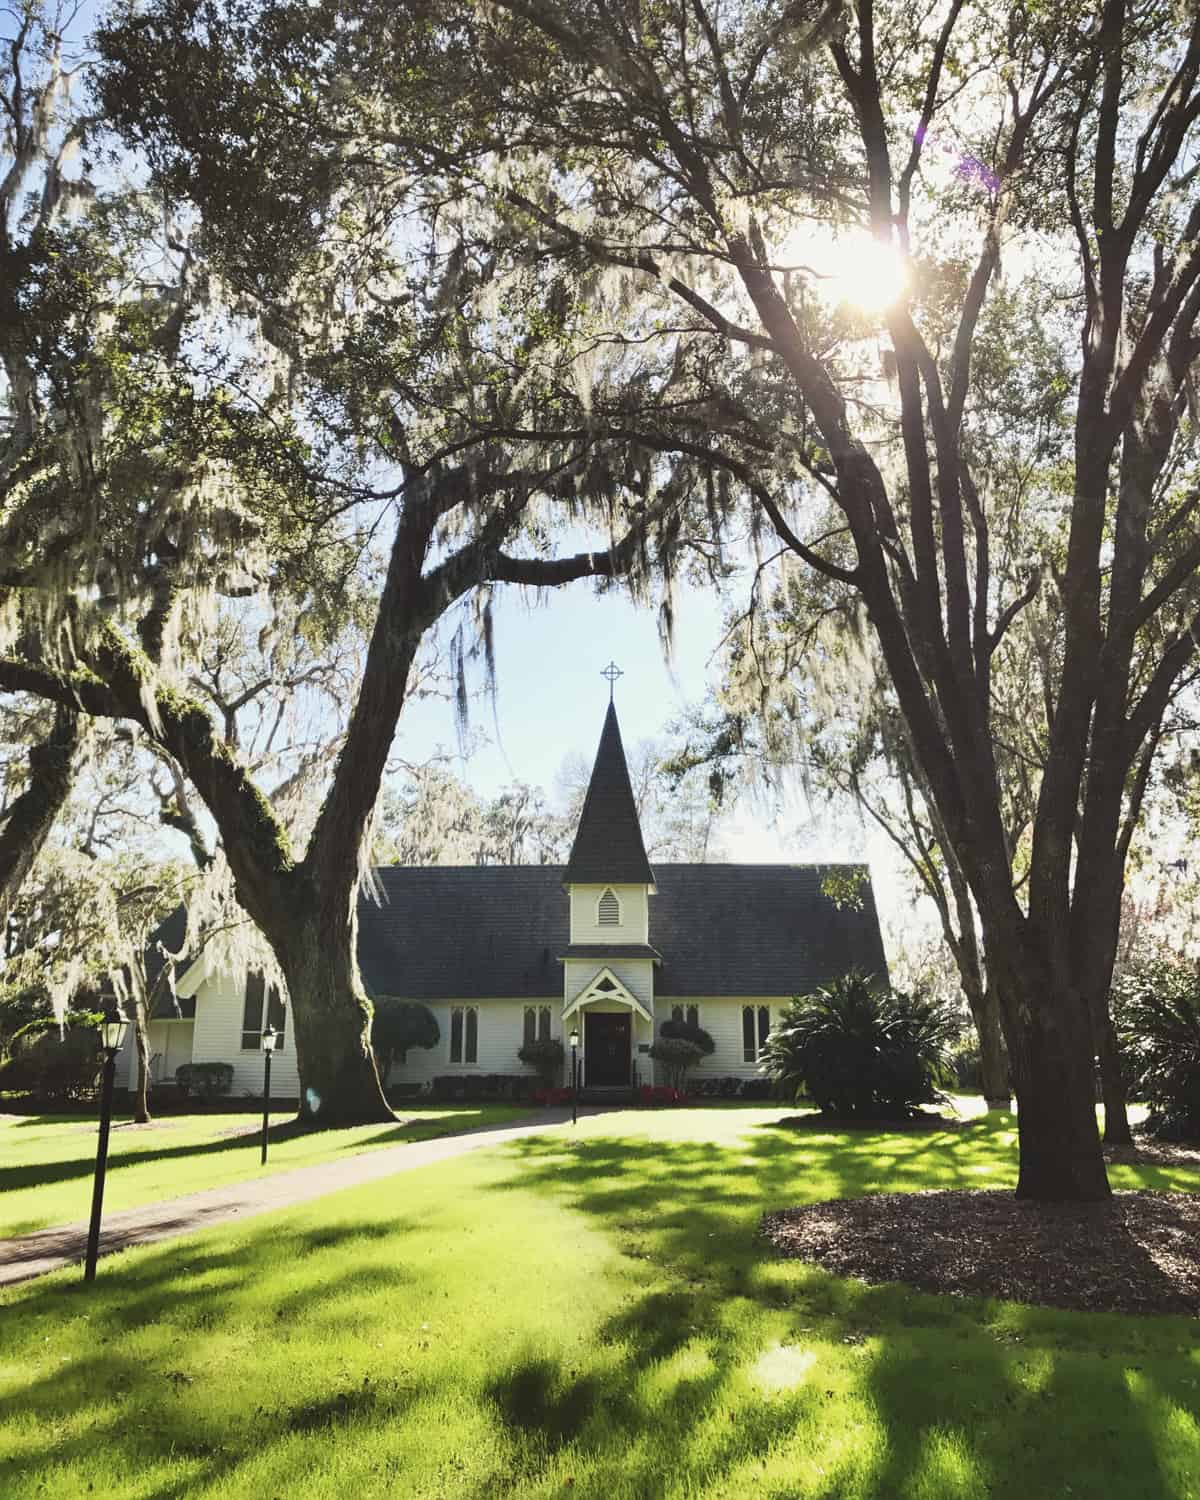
[559,944,662,964]
[359,864,887,1001]
[146,906,196,1019]
[562,702,655,886]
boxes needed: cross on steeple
[601,661,624,701]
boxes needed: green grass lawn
[1,1105,1198,1500]
[0,1104,531,1238]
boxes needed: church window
[598,889,620,926]
[742,1005,770,1063]
[241,973,285,1050]
[450,1005,478,1064]
[523,1005,552,1044]
[671,1004,700,1028]
[595,976,617,993]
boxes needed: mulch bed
[762,1189,1200,1316]
[776,1111,974,1133]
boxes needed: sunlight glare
[750,1342,818,1392]
[778,224,909,315]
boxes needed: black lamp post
[260,1024,279,1165]
[569,1026,580,1126]
[84,1004,130,1283]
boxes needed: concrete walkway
[0,1108,600,1287]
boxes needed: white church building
[125,701,888,1099]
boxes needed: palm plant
[762,972,958,1119]
[1115,961,1200,1140]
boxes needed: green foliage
[647,1036,704,1089]
[371,998,439,1082]
[1114,960,1200,1141]
[516,1038,564,1080]
[819,868,868,911]
[0,1011,104,1101]
[175,1061,234,1102]
[762,972,958,1119]
[658,1017,715,1055]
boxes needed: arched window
[523,1005,552,1043]
[742,1005,771,1063]
[450,1005,478,1064]
[598,888,620,926]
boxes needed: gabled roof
[562,702,655,887]
[359,863,888,1001]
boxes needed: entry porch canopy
[562,966,652,1025]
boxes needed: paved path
[0,1109,600,1287]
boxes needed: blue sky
[395,569,877,871]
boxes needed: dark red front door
[585,1012,631,1087]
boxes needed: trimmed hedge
[176,1062,234,1102]
[0,1013,103,1101]
[430,1074,537,1102]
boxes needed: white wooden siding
[569,884,650,943]
[186,969,302,1098]
[120,1021,195,1089]
[564,956,653,1008]
[655,997,784,1081]
[390,999,564,1086]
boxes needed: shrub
[738,1078,774,1100]
[659,1018,715,1055]
[431,1074,535,1102]
[372,998,439,1084]
[0,1012,104,1100]
[533,1085,573,1106]
[647,1036,704,1089]
[1115,959,1200,1140]
[639,1083,685,1106]
[175,1062,234,1102]
[762,971,957,1119]
[950,1037,982,1092]
[517,1037,565,1081]
[687,1075,744,1098]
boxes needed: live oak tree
[95,0,1200,1190]
[4,5,731,1125]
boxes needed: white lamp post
[569,1026,580,1126]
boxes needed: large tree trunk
[270,898,391,1127]
[976,984,1010,1111]
[994,945,1111,1201]
[1097,1011,1133,1147]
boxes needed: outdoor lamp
[99,1005,129,1055]
[86,1005,129,1283]
[261,1023,278,1053]
[569,1027,579,1051]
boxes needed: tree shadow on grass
[0,1212,434,1500]
[473,1123,1197,1499]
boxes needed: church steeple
[564,699,656,888]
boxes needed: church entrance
[584,1011,631,1087]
